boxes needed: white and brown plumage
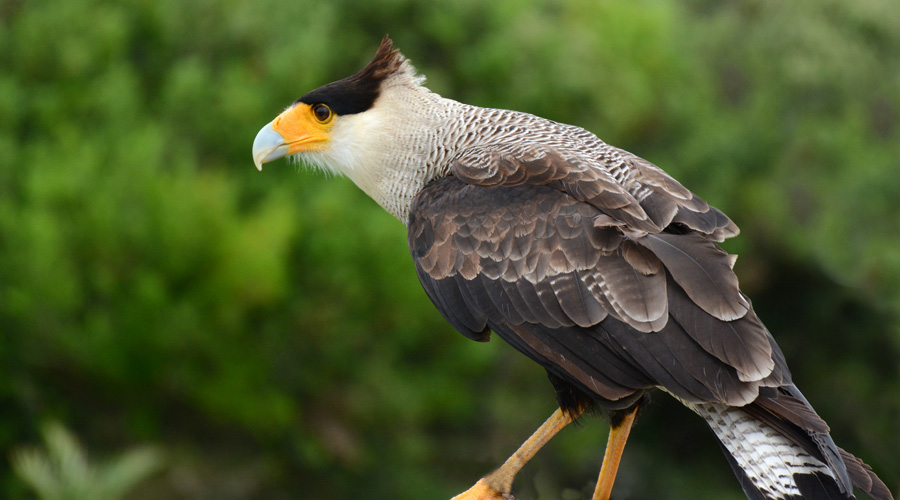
[252,37,892,500]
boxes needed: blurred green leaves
[1,0,898,499]
[12,422,162,500]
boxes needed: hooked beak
[252,103,332,171]
[252,121,289,171]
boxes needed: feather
[621,239,662,275]
[451,142,663,233]
[637,232,749,321]
[667,285,774,383]
[507,276,562,329]
[594,252,668,332]
[548,325,653,392]
[692,402,853,500]
[502,323,639,403]
[532,278,575,327]
[638,191,679,229]
[838,447,894,500]
[751,387,829,435]
[598,321,718,403]
[497,277,537,325]
[588,224,624,253]
[652,326,761,405]
[671,204,718,235]
[549,272,607,327]
[415,269,489,341]
[617,149,705,209]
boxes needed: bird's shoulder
[441,113,738,241]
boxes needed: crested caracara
[252,37,893,500]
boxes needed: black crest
[296,36,404,116]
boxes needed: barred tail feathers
[687,390,893,500]
[692,400,850,500]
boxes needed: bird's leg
[592,404,640,500]
[484,407,579,493]
[451,407,581,500]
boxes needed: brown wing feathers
[408,174,782,407]
[452,144,660,233]
[451,142,737,240]
[637,232,749,322]
[666,285,775,383]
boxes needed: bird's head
[252,36,426,174]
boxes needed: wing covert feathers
[450,141,738,241]
[638,232,749,321]
[409,177,782,406]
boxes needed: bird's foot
[450,478,516,500]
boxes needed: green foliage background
[1,0,898,498]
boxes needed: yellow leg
[451,407,581,500]
[592,405,639,500]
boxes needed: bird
[252,37,893,500]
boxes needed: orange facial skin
[272,102,334,154]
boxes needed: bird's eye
[312,104,332,123]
